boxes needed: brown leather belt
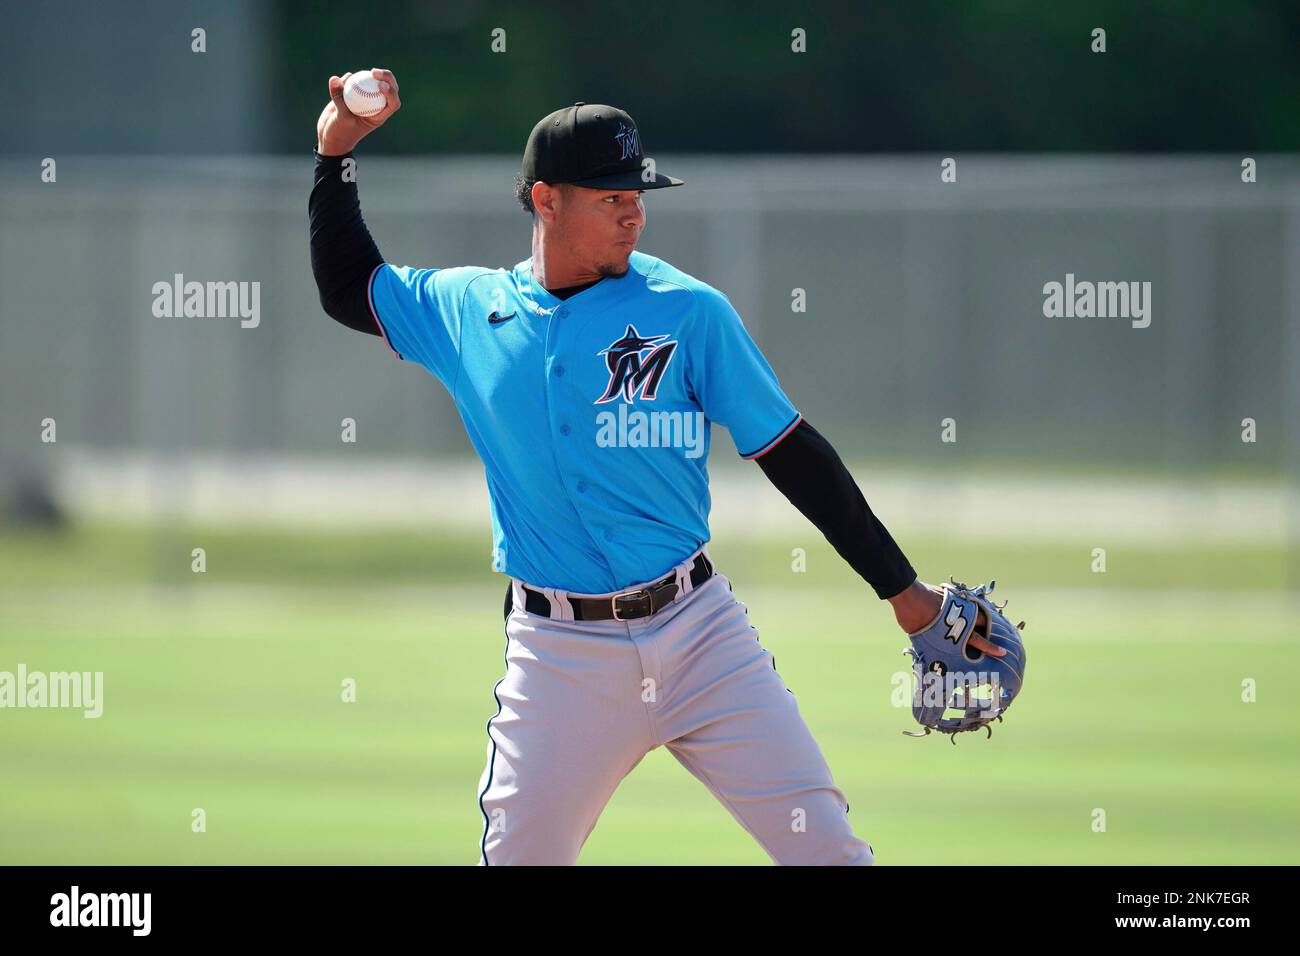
[508,553,714,622]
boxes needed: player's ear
[532,182,560,221]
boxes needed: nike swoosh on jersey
[488,311,517,325]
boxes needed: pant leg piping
[477,624,511,865]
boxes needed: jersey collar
[517,256,637,314]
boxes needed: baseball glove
[901,579,1027,743]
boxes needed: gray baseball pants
[476,546,873,865]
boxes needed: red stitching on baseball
[347,80,386,109]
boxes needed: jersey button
[560,424,571,436]
[576,481,587,493]
[603,529,614,541]
[554,365,565,377]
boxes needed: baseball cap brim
[567,170,685,190]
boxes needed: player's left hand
[890,579,1005,656]
[888,579,938,631]
[900,579,1028,741]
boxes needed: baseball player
[309,70,1014,865]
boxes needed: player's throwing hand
[316,68,402,156]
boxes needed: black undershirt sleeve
[308,149,385,336]
[754,419,917,600]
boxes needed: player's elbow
[317,278,381,337]
[317,285,344,320]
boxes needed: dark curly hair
[514,174,538,216]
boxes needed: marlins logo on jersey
[595,324,678,404]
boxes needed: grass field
[1,521,1297,865]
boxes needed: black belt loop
[512,552,713,623]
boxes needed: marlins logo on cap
[614,122,641,161]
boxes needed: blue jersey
[367,250,801,593]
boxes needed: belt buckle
[611,586,652,621]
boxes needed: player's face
[560,186,646,278]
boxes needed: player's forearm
[754,419,917,600]
[309,149,384,336]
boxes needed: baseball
[343,71,387,117]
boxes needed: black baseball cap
[522,102,684,190]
